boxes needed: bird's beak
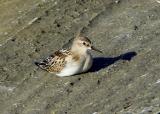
[91,46,103,53]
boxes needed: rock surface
[0,0,160,114]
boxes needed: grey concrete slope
[0,0,160,114]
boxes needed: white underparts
[56,61,81,77]
[56,53,92,77]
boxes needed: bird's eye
[83,42,86,45]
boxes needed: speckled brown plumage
[35,49,72,73]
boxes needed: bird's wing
[35,49,71,73]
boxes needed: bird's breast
[82,53,93,72]
[56,56,82,77]
[56,53,92,77]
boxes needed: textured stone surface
[0,0,160,114]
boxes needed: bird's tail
[34,61,48,70]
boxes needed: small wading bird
[35,34,102,77]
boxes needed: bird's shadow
[90,51,137,72]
